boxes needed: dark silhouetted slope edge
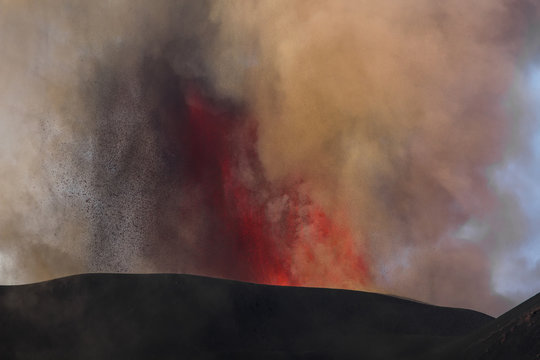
[0,273,517,359]
[431,292,540,360]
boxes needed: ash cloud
[0,0,220,280]
[209,0,540,314]
[0,0,539,316]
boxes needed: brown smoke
[0,0,538,316]
[0,0,216,281]
[209,0,539,314]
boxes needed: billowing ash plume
[0,0,539,316]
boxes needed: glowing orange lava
[183,86,370,289]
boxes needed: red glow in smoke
[183,86,370,289]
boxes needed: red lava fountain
[182,86,370,289]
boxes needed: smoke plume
[0,0,539,315]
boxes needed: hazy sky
[491,65,540,303]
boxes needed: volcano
[0,274,537,359]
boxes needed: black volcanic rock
[437,292,540,360]
[0,274,535,359]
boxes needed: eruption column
[182,86,370,289]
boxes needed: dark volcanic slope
[0,273,524,359]
[438,292,540,360]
